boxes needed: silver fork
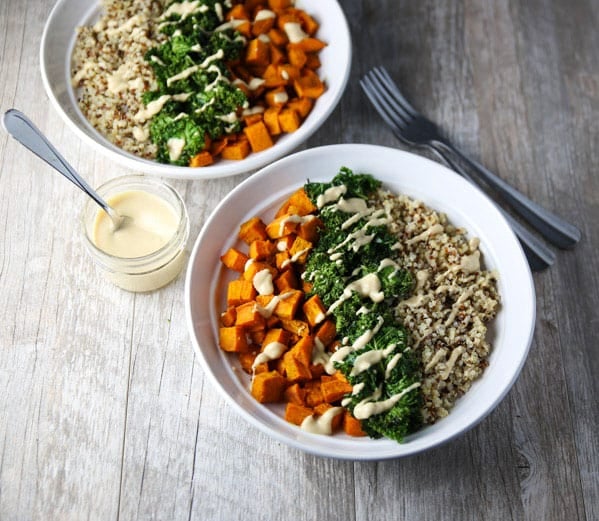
[360,69,558,271]
[360,66,581,252]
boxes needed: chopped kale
[141,0,248,165]
[303,168,421,442]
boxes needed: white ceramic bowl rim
[185,144,536,459]
[40,0,352,179]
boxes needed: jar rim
[81,174,189,267]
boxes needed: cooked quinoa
[71,0,166,159]
[376,190,500,424]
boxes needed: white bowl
[40,0,352,179]
[185,144,536,459]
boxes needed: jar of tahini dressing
[82,175,189,292]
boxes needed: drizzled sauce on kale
[303,167,422,442]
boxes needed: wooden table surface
[1,0,597,519]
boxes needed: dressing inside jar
[82,175,189,292]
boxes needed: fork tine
[365,70,414,125]
[360,76,407,137]
[373,66,419,119]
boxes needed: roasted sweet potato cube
[219,326,250,352]
[261,327,291,348]
[314,403,344,431]
[235,301,265,328]
[221,139,251,160]
[227,279,257,306]
[221,247,249,272]
[252,10,275,35]
[265,86,289,107]
[275,251,290,271]
[302,294,326,327]
[289,335,314,367]
[287,97,313,119]
[243,112,264,126]
[210,137,229,157]
[248,239,277,260]
[268,0,292,9]
[251,370,287,403]
[274,289,303,320]
[189,150,214,167]
[287,44,308,68]
[315,319,337,347]
[281,351,312,382]
[343,410,367,436]
[275,188,317,217]
[296,37,326,52]
[281,318,310,337]
[243,120,274,152]
[267,27,288,46]
[249,329,266,345]
[239,350,258,373]
[279,64,301,83]
[246,38,270,66]
[294,71,325,99]
[303,380,324,407]
[297,10,319,35]
[220,307,237,327]
[227,3,250,20]
[278,107,301,132]
[309,363,326,379]
[243,260,277,283]
[264,106,282,135]
[274,268,299,291]
[297,215,322,242]
[238,216,268,243]
[305,53,321,70]
[284,402,313,426]
[275,234,296,251]
[269,43,285,65]
[321,374,353,403]
[289,235,312,264]
[263,63,286,87]
[283,382,306,405]
[265,214,301,238]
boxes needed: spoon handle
[2,109,112,214]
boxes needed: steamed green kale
[141,0,248,165]
[303,168,421,442]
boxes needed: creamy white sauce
[353,382,421,420]
[134,94,171,122]
[406,223,444,245]
[328,273,384,314]
[92,190,179,258]
[167,137,186,161]
[253,268,274,295]
[283,21,308,44]
[316,185,347,208]
[350,343,396,377]
[300,407,344,435]
[252,341,286,369]
[255,9,276,21]
[166,49,224,86]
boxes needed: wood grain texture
[1,0,597,520]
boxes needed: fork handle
[427,145,555,271]
[435,140,581,249]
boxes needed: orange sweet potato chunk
[251,370,287,402]
[238,216,268,243]
[221,247,249,272]
[219,326,250,352]
[284,402,313,426]
[243,120,274,152]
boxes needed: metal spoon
[2,109,127,230]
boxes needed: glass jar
[81,175,189,292]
